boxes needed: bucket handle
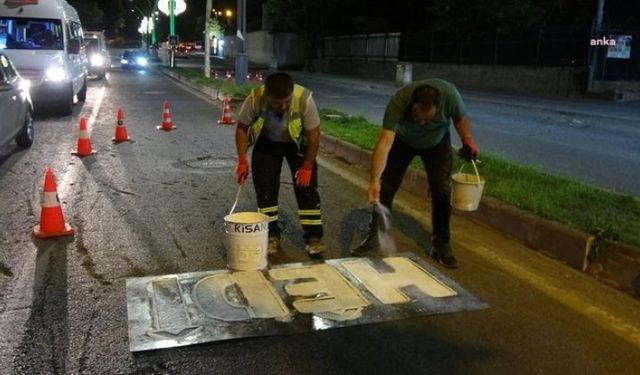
[458,159,481,187]
[228,184,243,215]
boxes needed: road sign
[168,35,179,47]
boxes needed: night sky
[89,0,639,43]
[124,0,255,42]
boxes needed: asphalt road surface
[1,61,639,374]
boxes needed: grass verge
[319,108,640,249]
[170,67,258,97]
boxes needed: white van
[84,30,109,79]
[0,0,87,115]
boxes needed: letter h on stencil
[341,257,458,303]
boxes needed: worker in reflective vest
[235,72,323,256]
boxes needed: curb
[320,133,640,299]
[162,68,231,103]
[160,67,640,300]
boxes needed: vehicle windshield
[86,38,100,52]
[124,50,144,58]
[0,17,64,51]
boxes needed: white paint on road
[87,86,106,129]
[468,242,640,351]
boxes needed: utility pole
[204,0,212,78]
[169,0,176,68]
[169,0,176,35]
[587,0,606,92]
[151,0,158,46]
[235,0,248,85]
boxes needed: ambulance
[0,0,87,115]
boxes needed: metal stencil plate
[126,253,488,352]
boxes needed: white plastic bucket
[451,160,485,211]
[223,212,269,271]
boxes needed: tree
[207,18,224,40]
[96,0,126,37]
[266,0,352,71]
[67,0,104,29]
[429,0,546,37]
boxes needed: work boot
[429,242,458,269]
[267,235,281,255]
[351,233,380,256]
[351,206,387,256]
[305,238,324,255]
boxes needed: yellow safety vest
[248,84,312,148]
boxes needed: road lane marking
[470,242,640,350]
[87,86,106,128]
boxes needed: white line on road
[87,86,106,129]
[58,85,105,199]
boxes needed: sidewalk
[160,63,640,300]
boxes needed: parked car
[0,53,34,149]
[120,50,148,70]
[84,30,109,79]
[176,42,195,58]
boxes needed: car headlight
[136,56,148,66]
[19,79,31,100]
[121,58,129,64]
[90,54,104,67]
[19,79,30,91]
[45,67,66,82]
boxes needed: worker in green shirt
[352,79,479,268]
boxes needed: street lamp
[138,16,154,48]
[235,0,247,85]
[158,0,187,67]
[130,1,160,50]
[158,0,186,35]
[205,0,212,77]
[131,6,149,48]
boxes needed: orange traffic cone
[112,108,131,143]
[157,100,176,131]
[71,116,96,157]
[217,96,236,125]
[33,168,74,239]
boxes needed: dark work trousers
[251,137,323,241]
[376,134,452,246]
